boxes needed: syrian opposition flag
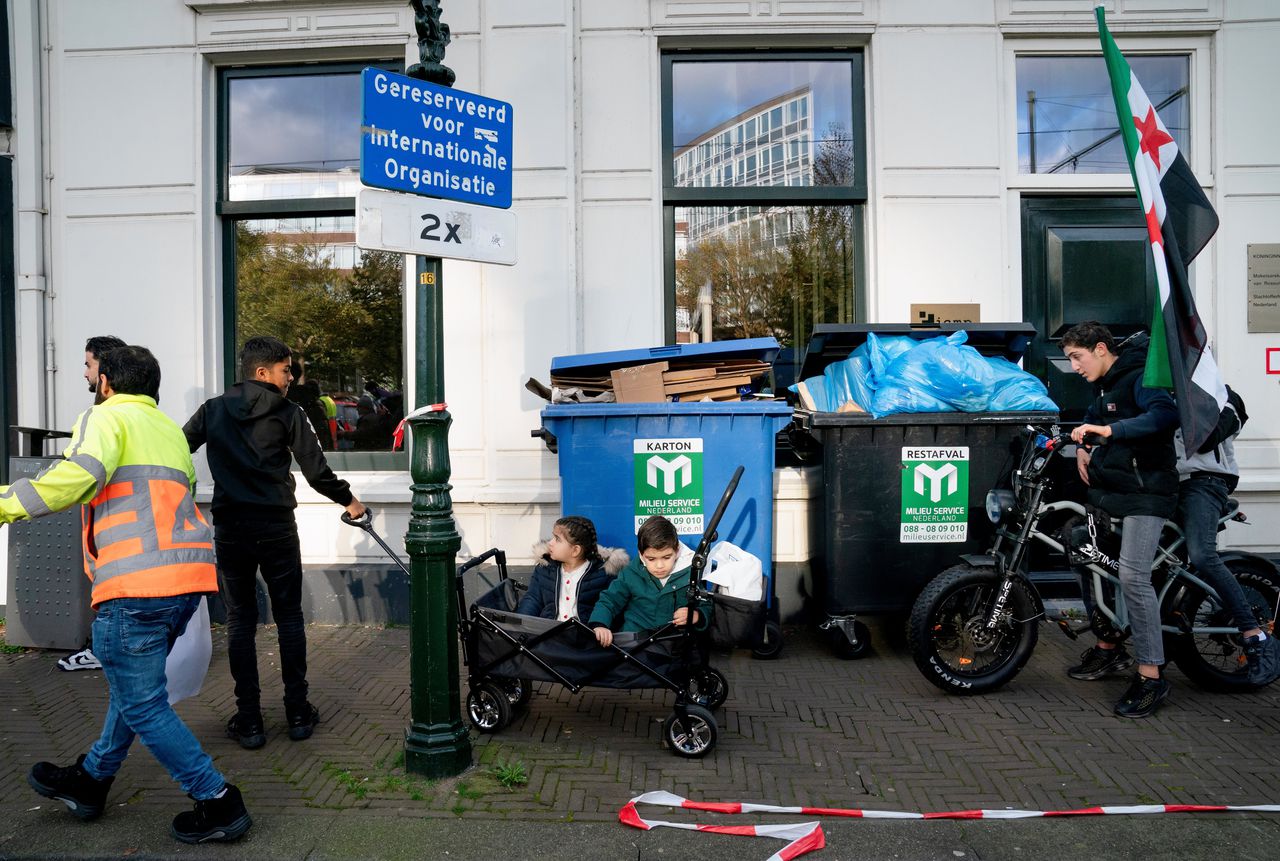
[1095,5,1227,452]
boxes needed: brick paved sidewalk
[3,618,1280,857]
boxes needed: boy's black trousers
[214,519,309,718]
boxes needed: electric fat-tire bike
[908,426,1280,695]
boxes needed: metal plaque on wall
[1247,244,1280,333]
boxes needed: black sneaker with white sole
[57,648,102,671]
[170,784,252,844]
[27,754,113,820]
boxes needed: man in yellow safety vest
[0,345,252,843]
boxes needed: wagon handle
[687,465,745,607]
[340,508,413,577]
[698,465,744,556]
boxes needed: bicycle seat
[1225,498,1240,518]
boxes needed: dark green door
[1021,196,1157,421]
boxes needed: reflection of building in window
[673,87,814,244]
[229,165,361,202]
[672,87,854,348]
[245,216,359,273]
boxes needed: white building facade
[3,0,1279,620]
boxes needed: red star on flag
[1133,107,1175,171]
[1144,205,1163,247]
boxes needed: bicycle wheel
[908,563,1039,695]
[1169,558,1280,692]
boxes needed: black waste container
[6,449,92,650]
[794,324,1059,657]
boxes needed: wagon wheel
[466,682,511,733]
[662,705,717,758]
[500,677,534,709]
[685,667,729,711]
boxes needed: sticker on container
[634,438,704,534]
[900,446,969,543]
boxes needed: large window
[663,52,866,385]
[1016,54,1189,174]
[220,65,406,467]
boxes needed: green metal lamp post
[402,0,471,778]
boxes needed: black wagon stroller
[347,467,763,757]
[455,467,764,758]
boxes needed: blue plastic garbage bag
[986,356,1058,412]
[864,333,918,390]
[791,329,1059,416]
[829,346,875,412]
[869,331,992,417]
[789,342,876,412]
[795,372,832,412]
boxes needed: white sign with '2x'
[356,187,518,266]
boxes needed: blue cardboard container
[540,401,793,607]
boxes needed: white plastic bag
[705,541,764,602]
[166,597,212,705]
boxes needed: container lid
[551,337,780,377]
[542,400,794,419]
[798,323,1038,380]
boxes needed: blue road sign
[360,68,513,209]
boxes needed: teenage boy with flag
[1095,4,1226,448]
[1089,7,1276,703]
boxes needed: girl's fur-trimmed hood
[532,540,629,576]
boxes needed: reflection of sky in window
[1017,55,1188,174]
[229,74,361,175]
[672,61,854,148]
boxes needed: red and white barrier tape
[620,790,1280,861]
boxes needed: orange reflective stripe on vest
[84,464,216,606]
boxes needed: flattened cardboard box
[610,361,669,403]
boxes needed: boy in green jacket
[589,516,711,647]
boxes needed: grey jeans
[1114,514,1167,666]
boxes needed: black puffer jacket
[1082,334,1179,519]
[184,380,353,523]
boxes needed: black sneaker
[27,754,113,820]
[286,703,320,741]
[1067,645,1133,680]
[1243,634,1280,686]
[225,713,266,750]
[1114,674,1171,719]
[170,784,252,844]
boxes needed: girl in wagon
[516,515,628,621]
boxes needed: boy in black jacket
[185,336,366,749]
[1062,323,1179,719]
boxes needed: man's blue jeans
[81,595,226,801]
[1177,473,1258,633]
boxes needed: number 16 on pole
[355,187,518,267]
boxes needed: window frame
[217,61,408,469]
[660,49,869,345]
[1005,36,1212,193]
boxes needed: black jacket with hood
[184,380,353,523]
[1081,333,1180,519]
